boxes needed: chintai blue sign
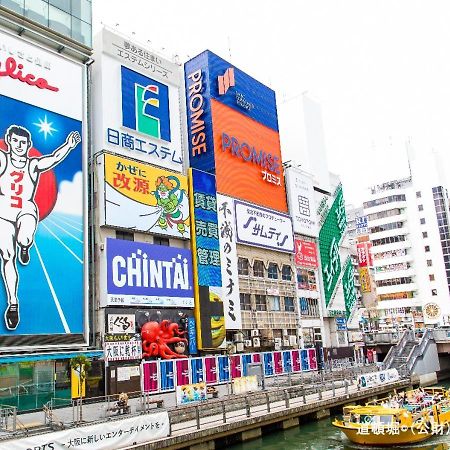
[105,238,194,307]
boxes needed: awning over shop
[0,350,103,364]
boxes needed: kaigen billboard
[93,28,184,171]
[100,153,190,237]
[105,238,194,307]
[235,200,294,253]
[0,30,85,348]
[217,194,242,329]
[285,168,318,237]
[189,169,225,349]
[184,50,287,212]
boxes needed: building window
[429,274,435,281]
[427,259,433,267]
[416,191,421,198]
[418,204,424,211]
[116,230,134,241]
[268,263,278,279]
[253,260,264,278]
[425,245,430,252]
[282,265,292,281]
[154,236,169,246]
[268,295,280,311]
[422,231,428,238]
[255,294,267,311]
[238,257,249,276]
[432,289,438,296]
[284,297,295,312]
[239,293,251,311]
[420,218,426,225]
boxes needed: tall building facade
[363,153,450,328]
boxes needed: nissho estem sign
[343,258,357,319]
[319,185,347,306]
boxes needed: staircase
[383,329,433,376]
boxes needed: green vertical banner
[319,185,347,306]
[343,258,357,319]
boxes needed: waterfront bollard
[345,379,349,394]
[318,385,322,400]
[222,401,226,423]
[245,397,251,417]
[302,386,306,404]
[195,405,200,429]
[332,380,336,397]
[266,392,271,412]
[284,389,290,408]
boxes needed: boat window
[379,415,393,425]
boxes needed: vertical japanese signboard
[217,195,242,329]
[359,267,372,293]
[0,29,85,348]
[285,168,318,237]
[343,258,357,319]
[319,185,347,306]
[189,169,225,349]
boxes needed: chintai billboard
[0,29,86,349]
[184,50,287,212]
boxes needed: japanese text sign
[104,339,142,361]
[107,314,136,334]
[100,153,190,238]
[359,267,372,293]
[235,200,294,253]
[357,242,369,267]
[343,258,357,319]
[189,169,225,350]
[294,239,318,268]
[105,238,194,307]
[217,195,242,329]
[285,168,318,237]
[92,28,184,171]
[319,185,347,306]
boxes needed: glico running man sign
[0,29,86,349]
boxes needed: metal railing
[406,328,433,372]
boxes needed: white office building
[363,151,450,328]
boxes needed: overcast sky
[93,0,450,206]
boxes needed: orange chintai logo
[218,68,235,95]
[211,99,287,213]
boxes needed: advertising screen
[189,169,225,349]
[105,238,194,307]
[0,30,85,349]
[93,29,184,171]
[99,153,190,237]
[184,50,287,213]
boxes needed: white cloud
[53,171,83,216]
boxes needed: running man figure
[0,125,81,330]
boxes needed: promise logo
[217,67,235,95]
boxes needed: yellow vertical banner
[71,366,86,399]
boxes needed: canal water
[230,381,450,450]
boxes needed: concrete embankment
[134,379,411,450]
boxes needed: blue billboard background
[191,169,222,287]
[0,95,83,337]
[106,238,194,300]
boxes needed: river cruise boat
[332,387,450,446]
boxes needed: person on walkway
[117,392,129,414]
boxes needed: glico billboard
[0,29,86,349]
[184,51,287,213]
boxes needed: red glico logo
[0,56,59,92]
[218,67,235,95]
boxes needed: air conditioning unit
[236,342,244,352]
[274,338,282,351]
[251,329,259,337]
[283,339,290,347]
[289,335,297,346]
[233,332,243,343]
[244,339,252,347]
[252,337,261,348]
[282,329,289,336]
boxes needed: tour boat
[332,387,450,446]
